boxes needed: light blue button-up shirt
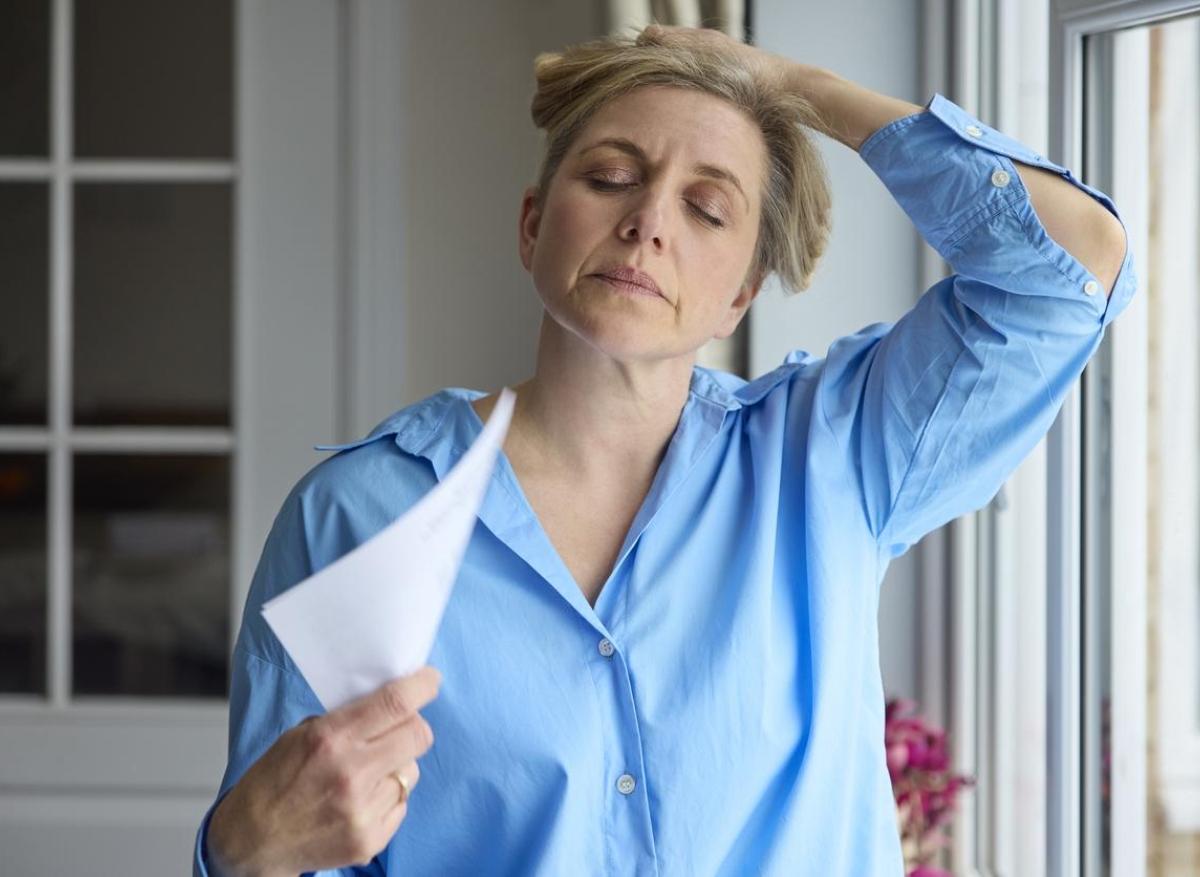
[195,92,1137,875]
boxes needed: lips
[591,264,664,298]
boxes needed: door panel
[0,1,343,872]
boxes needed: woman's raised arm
[644,26,1135,559]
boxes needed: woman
[197,24,1133,876]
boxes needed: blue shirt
[194,92,1137,876]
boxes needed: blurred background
[0,0,1195,873]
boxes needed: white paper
[261,387,516,711]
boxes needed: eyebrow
[578,137,750,213]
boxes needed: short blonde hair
[529,27,832,295]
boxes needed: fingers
[363,760,420,840]
[373,761,420,840]
[360,709,435,777]
[373,760,421,808]
[325,666,442,741]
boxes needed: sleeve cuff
[858,91,1138,330]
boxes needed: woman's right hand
[206,665,442,877]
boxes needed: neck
[498,312,694,481]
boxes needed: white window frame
[1135,11,1200,833]
[934,2,1196,875]
[1078,25,1150,876]
[1046,1,1196,874]
[926,3,1056,873]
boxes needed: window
[941,2,1200,875]
[1084,12,1200,875]
[0,0,235,705]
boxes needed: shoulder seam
[236,641,303,681]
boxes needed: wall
[394,1,602,406]
[751,0,927,703]
[380,0,925,701]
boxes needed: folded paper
[262,387,516,710]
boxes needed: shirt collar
[313,358,810,463]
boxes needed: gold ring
[393,770,411,804]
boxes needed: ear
[713,270,767,340]
[518,185,542,272]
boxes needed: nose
[618,190,667,250]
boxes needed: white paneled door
[0,2,343,872]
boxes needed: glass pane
[73,183,231,427]
[73,0,233,159]
[73,454,229,697]
[0,183,49,425]
[0,0,51,157]
[1087,14,1200,876]
[0,454,47,695]
[1142,15,1200,875]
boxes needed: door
[0,1,343,872]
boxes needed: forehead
[572,86,766,191]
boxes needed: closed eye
[585,178,726,229]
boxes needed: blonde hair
[529,27,832,295]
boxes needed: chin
[550,306,694,364]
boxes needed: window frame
[941,2,1196,875]
[1046,0,1198,873]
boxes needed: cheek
[681,239,753,304]
[535,199,613,285]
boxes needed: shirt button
[991,169,1011,188]
[597,638,615,657]
[965,124,984,137]
[1084,279,1100,296]
[617,773,637,795]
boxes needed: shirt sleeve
[193,489,386,877]
[830,92,1137,561]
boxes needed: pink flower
[885,697,975,870]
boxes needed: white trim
[996,4,1051,872]
[1009,440,1050,874]
[1100,22,1150,870]
[231,0,344,638]
[0,160,236,181]
[48,0,73,709]
[1,6,347,870]
[231,0,253,667]
[950,514,981,873]
[0,790,218,876]
[0,430,50,450]
[1050,0,1200,865]
[69,161,235,181]
[0,429,235,453]
[991,484,1019,872]
[1044,387,1083,877]
[1056,0,1200,28]
[67,429,234,453]
[1149,12,1200,833]
[342,0,409,438]
[0,161,53,179]
[918,0,953,737]
[0,700,225,721]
